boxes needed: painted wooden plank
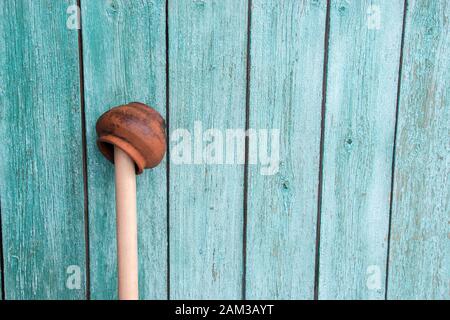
[81,0,167,299]
[0,0,86,299]
[168,0,248,299]
[0,230,2,299]
[246,0,327,299]
[318,0,404,299]
[387,0,449,300]
[0,224,2,299]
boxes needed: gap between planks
[77,0,91,300]
[313,0,331,300]
[384,0,408,300]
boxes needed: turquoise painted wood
[246,0,326,299]
[0,0,449,301]
[168,0,248,299]
[81,0,167,299]
[387,0,449,300]
[318,0,404,299]
[0,0,86,299]
[0,245,2,299]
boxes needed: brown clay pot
[96,102,166,174]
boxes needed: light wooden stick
[114,146,138,300]
[96,103,166,300]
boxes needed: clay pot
[96,102,166,174]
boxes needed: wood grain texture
[168,0,248,299]
[387,0,449,300]
[0,0,86,299]
[81,0,167,299]
[246,0,326,299]
[0,231,2,299]
[318,0,404,299]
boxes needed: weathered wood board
[246,0,327,299]
[318,0,404,299]
[0,228,2,298]
[168,0,248,299]
[0,0,448,301]
[387,0,449,300]
[81,0,167,299]
[0,0,86,299]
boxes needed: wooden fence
[0,0,448,299]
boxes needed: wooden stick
[114,146,139,300]
[96,103,166,300]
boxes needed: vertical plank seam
[384,0,408,301]
[165,0,171,301]
[0,198,5,299]
[242,0,252,301]
[77,0,91,300]
[313,0,331,301]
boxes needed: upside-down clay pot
[96,102,167,174]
